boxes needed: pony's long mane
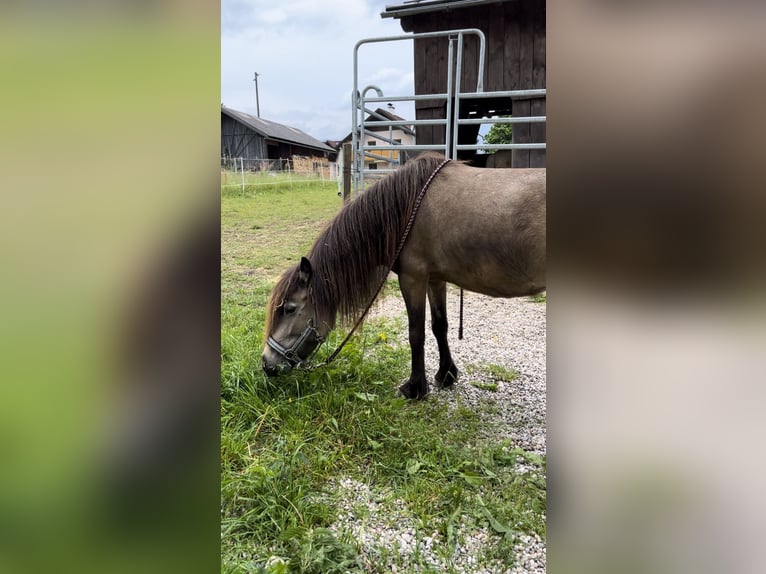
[266,153,447,333]
[311,153,447,324]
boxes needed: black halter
[266,316,325,368]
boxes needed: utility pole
[253,72,261,117]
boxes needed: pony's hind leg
[427,280,458,388]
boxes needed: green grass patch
[529,291,546,304]
[221,178,545,572]
[221,172,338,198]
[469,381,498,392]
[465,363,519,383]
[485,364,519,382]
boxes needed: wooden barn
[381,0,545,167]
[221,105,333,170]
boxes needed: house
[221,105,334,175]
[381,0,545,168]
[339,107,416,173]
[323,141,343,180]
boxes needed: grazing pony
[262,153,545,399]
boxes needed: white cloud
[221,0,415,141]
[258,8,288,25]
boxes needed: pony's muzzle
[262,355,294,377]
[262,358,278,377]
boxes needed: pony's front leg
[427,280,458,388]
[397,272,429,400]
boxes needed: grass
[465,363,519,384]
[529,291,547,304]
[485,363,520,382]
[469,381,498,392]
[221,178,546,573]
[221,170,337,196]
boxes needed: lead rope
[319,158,451,366]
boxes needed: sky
[221,0,416,143]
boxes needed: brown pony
[262,153,545,399]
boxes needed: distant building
[339,107,416,172]
[221,105,334,175]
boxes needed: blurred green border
[0,8,220,574]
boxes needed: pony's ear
[298,257,313,284]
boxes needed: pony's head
[262,257,331,375]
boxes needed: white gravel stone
[371,289,546,457]
[328,290,546,573]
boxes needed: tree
[483,121,513,149]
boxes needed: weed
[469,381,498,392]
[529,291,546,304]
[465,363,519,383]
[485,363,519,382]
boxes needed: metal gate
[351,28,546,194]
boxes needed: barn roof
[221,105,333,153]
[368,108,415,137]
[381,0,510,19]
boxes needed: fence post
[342,142,352,204]
[239,157,245,193]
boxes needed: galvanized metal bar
[458,89,546,99]
[475,31,485,92]
[365,119,445,127]
[354,29,486,52]
[458,116,546,125]
[363,151,395,162]
[363,93,449,103]
[361,106,389,122]
[359,86,384,190]
[351,90,360,194]
[451,32,464,159]
[363,129,403,146]
[363,106,449,131]
[456,143,547,150]
[388,121,394,166]
[363,144,454,151]
[352,38,359,194]
[361,105,420,124]
[444,34,454,159]
[361,86,385,99]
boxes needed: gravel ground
[328,289,547,573]
[329,476,545,574]
[371,288,546,455]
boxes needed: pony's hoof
[435,365,459,388]
[397,380,429,400]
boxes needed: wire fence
[221,157,340,194]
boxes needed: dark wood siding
[399,0,545,167]
[221,114,266,160]
[221,114,328,161]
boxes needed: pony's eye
[283,302,297,315]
